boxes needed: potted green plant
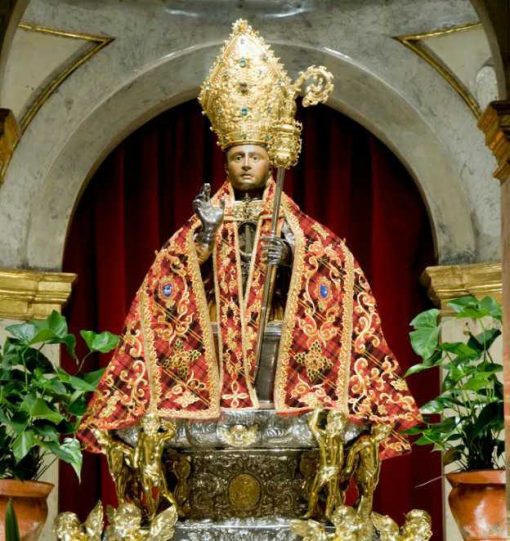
[0,311,118,540]
[406,295,505,541]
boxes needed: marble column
[478,101,510,530]
[0,268,76,541]
[422,262,503,541]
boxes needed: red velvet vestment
[79,181,420,458]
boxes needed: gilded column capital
[0,268,77,320]
[0,108,19,183]
[422,262,502,309]
[478,101,510,184]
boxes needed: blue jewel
[240,57,247,67]
[319,284,328,298]
[241,107,248,116]
[162,284,173,297]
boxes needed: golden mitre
[199,19,334,168]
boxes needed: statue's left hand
[261,235,290,266]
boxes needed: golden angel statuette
[292,409,432,541]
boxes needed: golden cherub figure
[342,423,393,520]
[105,502,178,541]
[305,408,348,520]
[92,428,136,504]
[371,512,400,541]
[54,501,104,541]
[105,503,144,541]
[399,509,433,541]
[292,505,363,541]
[54,513,88,541]
[134,413,178,520]
[329,505,362,541]
[291,518,330,541]
[292,506,433,541]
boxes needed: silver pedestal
[173,518,303,540]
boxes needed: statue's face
[226,144,271,192]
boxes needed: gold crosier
[198,18,334,370]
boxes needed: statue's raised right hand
[193,184,224,243]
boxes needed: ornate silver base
[173,517,379,541]
[116,410,368,531]
[118,409,365,450]
[175,448,309,520]
[173,518,304,540]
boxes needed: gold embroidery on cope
[140,285,162,415]
[123,327,143,358]
[161,339,201,379]
[183,226,220,418]
[337,244,354,412]
[108,360,147,419]
[274,196,306,411]
[295,340,333,382]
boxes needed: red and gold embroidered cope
[79,181,420,459]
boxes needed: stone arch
[2,43,476,269]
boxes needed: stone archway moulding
[1,42,476,270]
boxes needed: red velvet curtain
[61,100,441,537]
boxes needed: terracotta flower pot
[447,470,507,541]
[0,479,53,541]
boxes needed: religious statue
[305,408,347,519]
[78,20,420,466]
[342,423,394,520]
[134,413,178,520]
[66,16,432,541]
